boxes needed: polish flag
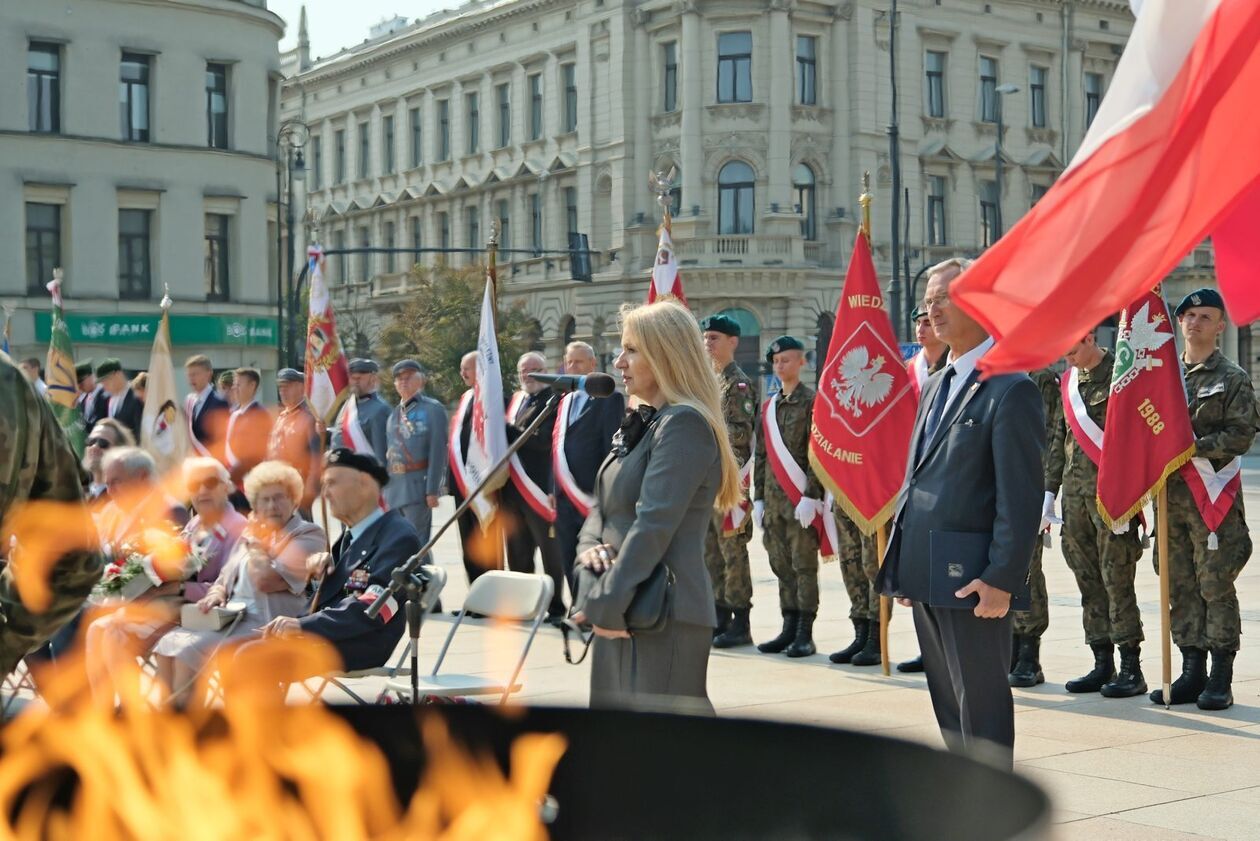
[952,0,1260,375]
[647,223,687,306]
[337,395,373,454]
[304,244,352,422]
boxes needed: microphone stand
[366,390,564,705]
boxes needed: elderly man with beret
[267,368,323,518]
[329,358,391,464]
[384,359,448,558]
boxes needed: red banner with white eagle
[809,232,916,535]
[304,244,351,424]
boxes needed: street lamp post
[993,83,1020,241]
[276,119,309,369]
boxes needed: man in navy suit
[552,341,624,593]
[258,448,421,671]
[877,258,1045,768]
[184,354,229,463]
[88,358,144,441]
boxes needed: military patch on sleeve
[744,400,754,415]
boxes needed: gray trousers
[913,601,1015,768]
[589,621,714,716]
[395,502,433,562]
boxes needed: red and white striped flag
[337,393,374,454]
[304,244,351,423]
[647,224,687,306]
[464,265,510,525]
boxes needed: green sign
[34,312,278,346]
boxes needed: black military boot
[1008,636,1045,688]
[896,655,924,673]
[713,602,732,640]
[1196,649,1235,711]
[785,612,817,658]
[850,620,883,666]
[1150,647,1208,705]
[828,618,869,664]
[1065,643,1115,693]
[758,610,799,654]
[713,607,754,649]
[1010,633,1024,673]
[1100,644,1147,698]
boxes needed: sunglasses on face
[187,477,221,494]
[86,437,113,449]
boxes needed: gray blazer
[576,404,721,631]
[877,365,1045,602]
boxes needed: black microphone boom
[527,372,617,397]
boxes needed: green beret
[699,314,741,337]
[1174,287,1225,317]
[94,358,123,378]
[911,306,928,323]
[75,360,95,381]
[324,447,390,487]
[765,335,805,362]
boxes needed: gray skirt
[589,620,714,716]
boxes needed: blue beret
[391,359,424,377]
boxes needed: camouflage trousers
[1157,483,1252,652]
[705,511,754,609]
[1011,538,1049,639]
[1061,491,1144,646]
[763,515,820,613]
[834,512,879,621]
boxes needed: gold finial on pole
[859,171,873,241]
[486,217,500,325]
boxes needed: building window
[528,74,543,140]
[383,114,395,173]
[663,42,678,112]
[925,51,946,118]
[206,63,229,149]
[793,164,816,241]
[1031,183,1049,206]
[409,216,421,257]
[357,121,370,179]
[120,53,151,142]
[718,160,755,234]
[204,214,230,301]
[1085,72,1103,128]
[979,56,998,123]
[466,92,479,154]
[382,220,396,272]
[979,180,998,248]
[529,193,542,255]
[310,136,322,190]
[717,32,753,103]
[118,209,152,299]
[409,106,422,167]
[466,207,479,251]
[25,203,61,293]
[334,129,346,182]
[333,231,346,284]
[1030,65,1048,128]
[437,99,450,160]
[562,63,577,132]
[497,198,510,251]
[438,212,450,252]
[927,175,947,245]
[796,36,817,106]
[669,186,682,217]
[497,83,511,147]
[28,42,60,133]
[357,226,370,278]
[564,187,578,235]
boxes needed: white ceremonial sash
[506,391,556,522]
[552,391,596,516]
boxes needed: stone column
[766,1,793,210]
[679,5,703,214]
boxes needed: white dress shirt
[938,336,995,416]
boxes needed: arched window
[717,307,762,376]
[794,163,817,241]
[718,161,755,235]
[561,315,577,348]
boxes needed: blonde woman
[573,300,741,713]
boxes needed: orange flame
[1,500,98,613]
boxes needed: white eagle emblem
[831,347,894,417]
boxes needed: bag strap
[559,615,594,665]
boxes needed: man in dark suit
[876,258,1045,767]
[259,448,421,670]
[184,354,230,464]
[552,341,625,593]
[88,358,144,441]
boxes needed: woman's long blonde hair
[620,300,742,511]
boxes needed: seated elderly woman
[152,460,325,705]
[84,457,246,701]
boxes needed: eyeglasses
[187,477,221,493]
[86,437,113,450]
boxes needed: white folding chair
[384,570,553,705]
[305,564,447,704]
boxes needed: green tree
[375,262,540,406]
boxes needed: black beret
[323,447,390,487]
[391,359,425,377]
[699,314,741,337]
[276,367,305,383]
[75,360,95,381]
[1174,287,1225,317]
[94,358,123,378]
[765,335,805,362]
[348,358,380,374]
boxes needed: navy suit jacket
[191,391,230,457]
[300,509,421,671]
[88,388,144,442]
[507,390,557,488]
[558,391,626,495]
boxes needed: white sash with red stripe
[185,393,213,458]
[448,390,474,497]
[338,397,374,454]
[907,351,930,399]
[763,395,838,559]
[1180,456,1242,550]
[551,392,595,517]
[1061,367,1104,465]
[506,391,556,523]
[722,456,754,535]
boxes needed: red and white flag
[463,267,510,525]
[809,232,917,534]
[906,349,931,399]
[1097,289,1195,529]
[1061,366,1105,465]
[336,394,374,454]
[647,224,687,306]
[304,244,351,423]
[953,0,1260,374]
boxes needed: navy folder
[928,530,1031,611]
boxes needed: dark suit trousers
[501,483,566,616]
[452,487,502,584]
[912,601,1015,768]
[554,494,586,600]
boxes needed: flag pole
[1157,488,1172,708]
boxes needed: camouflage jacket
[1046,351,1113,498]
[0,352,102,675]
[720,361,758,466]
[1175,350,1259,475]
[754,383,823,513]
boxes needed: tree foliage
[375,262,541,406]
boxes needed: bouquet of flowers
[94,528,209,601]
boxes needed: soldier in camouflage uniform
[0,352,102,676]
[700,315,759,648]
[1152,289,1259,710]
[1037,333,1147,697]
[753,336,825,658]
[827,511,881,665]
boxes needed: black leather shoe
[1009,636,1045,688]
[896,655,924,673]
[785,611,817,658]
[1066,643,1114,693]
[1100,644,1147,698]
[758,610,798,654]
[1150,646,1208,705]
[1196,649,1235,710]
[829,618,869,664]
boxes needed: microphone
[527,372,617,397]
